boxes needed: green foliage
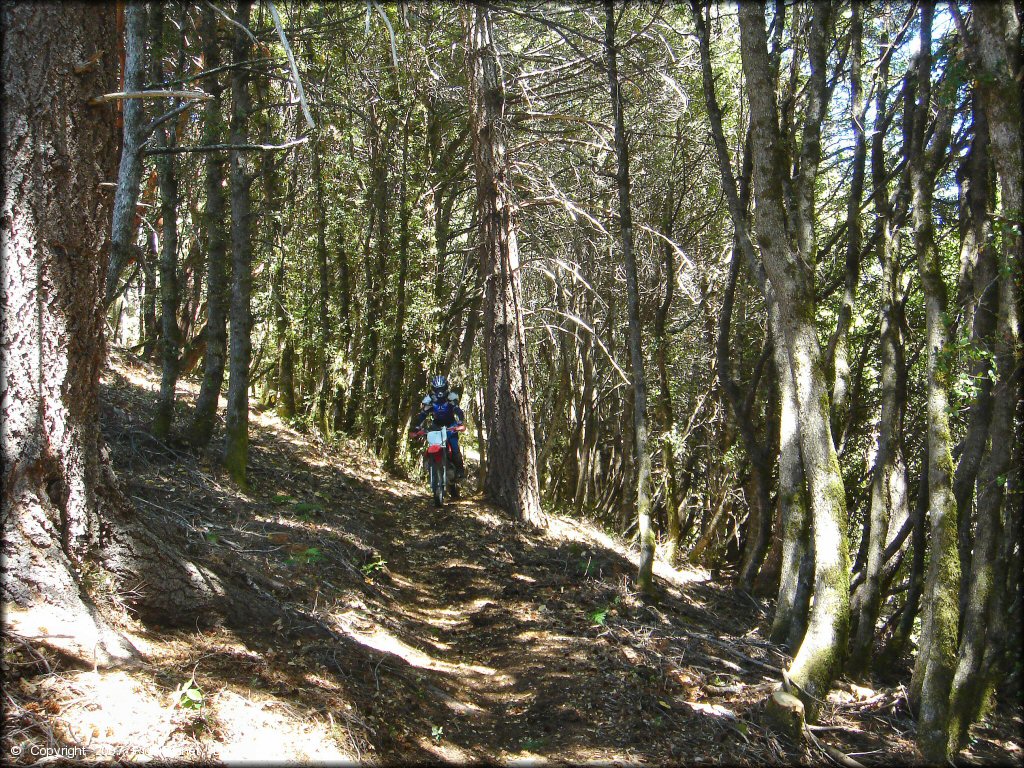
[431,725,444,742]
[172,676,204,711]
[361,556,388,576]
[286,546,323,566]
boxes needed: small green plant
[204,532,219,544]
[172,676,204,711]
[588,607,609,626]
[286,546,323,566]
[361,556,387,576]
[520,736,547,751]
[431,725,444,742]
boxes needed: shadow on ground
[7,351,1015,765]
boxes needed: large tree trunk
[2,2,138,665]
[467,5,544,526]
[2,2,274,666]
[222,0,254,486]
[605,0,655,595]
[738,0,850,717]
[187,5,229,448]
[104,0,147,307]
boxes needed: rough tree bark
[187,5,229,448]
[222,0,255,486]
[2,2,271,666]
[151,4,181,440]
[467,4,545,526]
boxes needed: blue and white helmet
[430,375,448,398]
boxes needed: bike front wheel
[430,463,445,507]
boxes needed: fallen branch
[804,726,867,768]
[89,89,211,105]
[144,137,308,155]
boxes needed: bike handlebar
[409,423,465,438]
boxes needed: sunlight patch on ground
[544,514,709,589]
[334,612,496,677]
[212,689,352,762]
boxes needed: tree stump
[765,689,806,740]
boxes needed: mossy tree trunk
[905,5,960,761]
[849,33,907,676]
[947,0,1023,752]
[738,1,850,717]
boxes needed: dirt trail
[6,353,1020,766]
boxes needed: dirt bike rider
[411,375,466,478]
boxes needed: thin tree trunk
[383,113,412,470]
[222,0,254,487]
[906,6,960,761]
[312,139,332,432]
[151,4,180,439]
[850,33,905,676]
[188,5,229,447]
[467,4,544,526]
[605,0,655,595]
[105,0,147,306]
[141,228,158,358]
[827,3,866,447]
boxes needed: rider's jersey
[414,397,464,429]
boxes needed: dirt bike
[410,423,466,507]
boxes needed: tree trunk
[141,228,158,359]
[383,114,412,470]
[605,0,655,595]
[2,2,276,666]
[151,4,180,440]
[187,5,229,448]
[827,3,866,448]
[850,34,905,676]
[1,1,141,665]
[906,6,960,761]
[104,0,147,307]
[952,96,998,611]
[655,204,681,563]
[947,1,1023,752]
[312,138,332,433]
[222,0,254,487]
[738,0,850,717]
[467,5,544,526]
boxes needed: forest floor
[3,350,1022,765]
